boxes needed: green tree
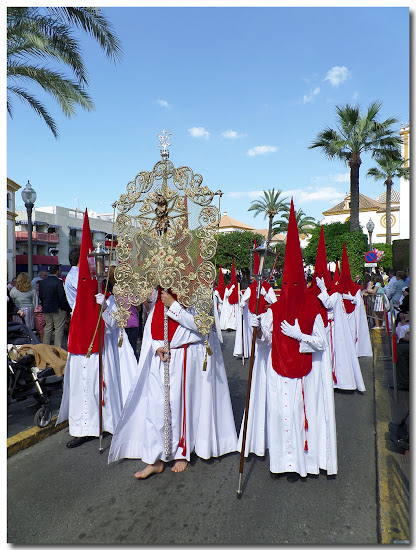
[7,7,121,138]
[309,101,399,232]
[215,231,278,288]
[248,189,290,239]
[366,149,409,245]
[272,207,317,235]
[303,222,367,280]
[371,242,393,272]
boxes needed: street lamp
[366,218,375,251]
[21,180,37,280]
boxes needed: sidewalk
[371,328,410,543]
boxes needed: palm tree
[272,208,317,235]
[7,7,121,138]
[366,149,409,244]
[309,101,399,232]
[248,189,290,240]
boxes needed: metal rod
[98,277,104,452]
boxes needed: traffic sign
[365,251,377,262]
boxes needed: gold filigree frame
[112,158,220,342]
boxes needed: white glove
[260,286,267,296]
[342,292,354,301]
[280,319,303,341]
[316,277,326,293]
[250,314,261,328]
[230,284,235,292]
[239,301,245,311]
[95,293,107,310]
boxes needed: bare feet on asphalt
[171,459,188,473]
[134,460,164,479]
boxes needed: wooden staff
[238,282,245,366]
[237,247,269,497]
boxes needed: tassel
[86,345,93,358]
[102,399,105,406]
[118,332,123,347]
[102,380,106,389]
[304,418,309,430]
[304,440,308,452]
[332,372,337,384]
[203,352,207,371]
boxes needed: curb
[7,417,68,458]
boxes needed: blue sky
[6,3,411,231]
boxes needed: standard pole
[97,277,104,452]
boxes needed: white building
[399,123,410,239]
[7,177,21,280]
[15,206,117,276]
[218,212,285,247]
[321,191,401,244]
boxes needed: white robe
[233,285,277,359]
[220,285,238,330]
[56,295,138,436]
[318,291,365,391]
[344,290,373,358]
[238,310,337,477]
[108,301,238,465]
[213,289,223,317]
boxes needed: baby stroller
[7,321,64,428]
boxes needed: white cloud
[311,172,349,184]
[246,145,278,157]
[188,126,210,139]
[156,99,171,109]
[324,66,351,87]
[290,186,345,204]
[303,87,320,104]
[222,129,246,139]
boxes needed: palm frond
[7,85,58,137]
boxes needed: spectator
[404,268,410,285]
[7,277,17,292]
[39,265,70,349]
[385,269,397,295]
[365,274,385,328]
[31,270,48,287]
[386,270,407,310]
[9,272,37,329]
[355,274,363,286]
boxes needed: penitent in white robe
[56,295,138,436]
[108,301,238,465]
[238,309,337,477]
[318,291,365,392]
[213,289,224,317]
[233,285,277,359]
[220,285,238,331]
[343,290,373,358]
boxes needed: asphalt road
[7,330,377,544]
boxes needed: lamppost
[21,180,37,280]
[366,218,375,251]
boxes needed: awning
[16,255,59,266]
[67,225,82,230]
[48,224,62,229]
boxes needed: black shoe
[287,472,301,483]
[66,436,96,448]
[388,432,409,450]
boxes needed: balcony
[15,231,59,243]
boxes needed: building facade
[15,206,118,276]
[399,123,410,239]
[7,178,21,280]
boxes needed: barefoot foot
[134,460,164,479]
[171,459,188,473]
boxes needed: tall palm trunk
[385,178,392,245]
[349,156,361,232]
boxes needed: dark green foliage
[392,239,410,271]
[303,222,367,279]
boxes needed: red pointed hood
[270,199,318,378]
[307,225,332,326]
[67,209,104,354]
[333,261,340,284]
[215,266,226,300]
[227,258,239,304]
[330,243,360,313]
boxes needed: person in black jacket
[38,265,69,349]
